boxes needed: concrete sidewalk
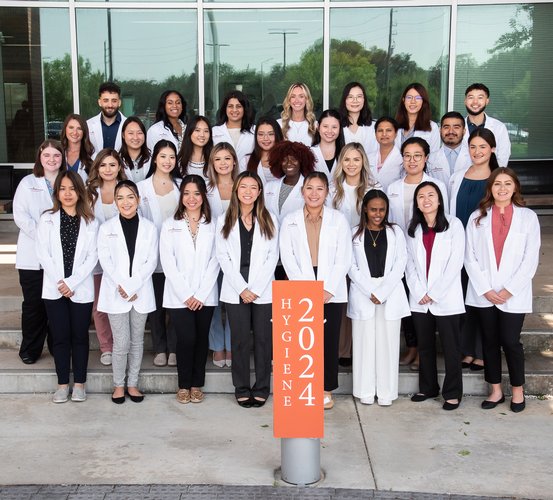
[0,394,551,499]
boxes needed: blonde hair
[332,142,377,214]
[206,142,239,190]
[280,83,317,141]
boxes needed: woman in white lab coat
[278,82,317,147]
[465,168,540,413]
[216,171,279,408]
[137,139,181,367]
[212,91,255,166]
[244,116,283,184]
[118,116,151,184]
[205,142,240,367]
[405,181,464,410]
[368,117,403,191]
[348,189,410,406]
[86,148,127,366]
[339,82,377,157]
[97,180,158,404]
[60,113,94,182]
[14,140,64,364]
[311,109,345,178]
[146,90,187,152]
[36,171,98,403]
[280,172,352,410]
[160,175,220,404]
[176,115,213,180]
[394,83,440,157]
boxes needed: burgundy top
[492,203,513,268]
[422,227,436,278]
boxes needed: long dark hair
[407,181,449,237]
[174,174,211,223]
[155,90,187,139]
[339,82,373,127]
[216,90,254,132]
[468,127,500,170]
[177,115,213,177]
[48,170,94,224]
[86,148,127,206]
[395,83,432,132]
[221,171,275,240]
[247,116,284,173]
[119,116,151,171]
[146,140,181,185]
[312,109,345,157]
[475,167,525,226]
[353,189,392,240]
[60,114,94,174]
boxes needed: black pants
[150,273,177,354]
[477,306,525,386]
[460,268,483,359]
[44,297,92,385]
[412,311,463,400]
[18,269,50,361]
[226,301,272,399]
[323,302,344,392]
[170,307,214,389]
[402,277,417,348]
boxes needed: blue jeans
[208,272,231,352]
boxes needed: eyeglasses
[257,132,275,139]
[404,95,423,102]
[346,94,364,102]
[403,153,424,161]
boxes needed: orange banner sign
[273,280,324,438]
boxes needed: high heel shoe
[252,397,267,408]
[237,396,253,408]
[212,351,226,368]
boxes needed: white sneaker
[360,397,374,405]
[100,352,112,366]
[168,353,177,366]
[153,353,167,366]
[71,386,87,402]
[52,386,69,404]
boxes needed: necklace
[368,229,381,247]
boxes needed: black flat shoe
[470,362,485,371]
[237,397,253,408]
[20,355,36,365]
[510,397,525,413]
[443,401,460,411]
[339,357,352,367]
[411,393,438,402]
[252,397,267,408]
[127,392,144,403]
[461,361,471,369]
[111,395,125,404]
[481,395,505,409]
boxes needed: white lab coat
[387,173,449,232]
[264,176,305,223]
[311,145,336,181]
[87,112,126,158]
[427,145,472,187]
[212,124,255,165]
[277,118,314,147]
[90,188,118,274]
[343,124,378,157]
[463,115,511,168]
[36,212,98,303]
[160,217,220,308]
[464,206,540,313]
[13,174,54,270]
[368,147,404,192]
[279,207,352,303]
[348,225,410,321]
[240,158,279,185]
[121,157,151,184]
[97,215,158,314]
[146,120,184,153]
[206,184,230,220]
[216,213,279,304]
[395,121,441,156]
[405,215,465,316]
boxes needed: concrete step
[0,348,551,397]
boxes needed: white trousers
[352,306,401,404]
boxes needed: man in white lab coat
[463,83,511,167]
[86,82,126,157]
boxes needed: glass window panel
[204,9,323,123]
[330,6,450,121]
[0,7,71,164]
[76,9,197,127]
[455,4,553,160]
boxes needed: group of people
[13,79,538,414]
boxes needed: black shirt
[120,214,139,276]
[60,208,80,279]
[238,218,254,282]
[363,228,387,278]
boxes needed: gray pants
[108,309,147,387]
